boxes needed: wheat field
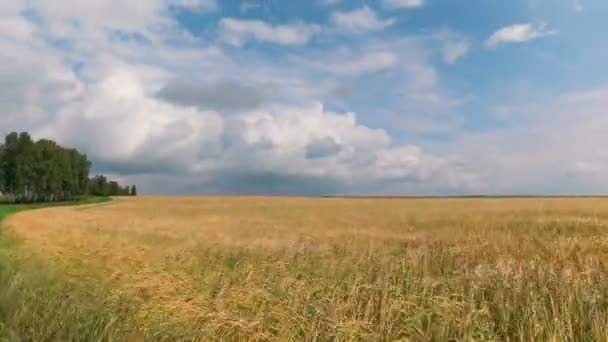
[3,197,608,341]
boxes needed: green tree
[93,175,108,196]
[130,185,137,196]
[0,145,4,196]
[34,139,56,201]
[108,181,120,196]
[0,132,122,203]
[2,132,20,199]
[15,132,36,201]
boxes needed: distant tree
[86,175,133,197]
[2,132,19,198]
[88,175,108,196]
[34,139,58,201]
[17,132,37,201]
[0,131,136,203]
[108,181,117,196]
[0,144,4,195]
[130,185,137,196]
[86,177,97,196]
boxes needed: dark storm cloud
[115,170,348,196]
[91,158,188,176]
[195,171,343,196]
[156,78,273,112]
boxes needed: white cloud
[570,0,584,12]
[219,18,320,46]
[220,102,438,184]
[574,161,600,174]
[485,22,557,48]
[0,1,462,195]
[560,87,608,104]
[0,0,497,195]
[442,40,469,63]
[433,30,470,63]
[239,2,262,12]
[301,51,399,75]
[300,36,462,109]
[31,0,168,32]
[437,84,608,195]
[530,0,584,12]
[33,67,447,190]
[331,6,396,32]
[320,0,341,6]
[36,67,224,173]
[382,0,424,9]
[0,15,35,40]
[168,0,218,12]
[0,34,84,125]
[528,0,584,13]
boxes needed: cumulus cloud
[219,18,320,46]
[36,67,224,174]
[0,28,83,128]
[0,8,454,195]
[383,0,424,9]
[220,103,439,185]
[0,0,545,196]
[0,53,81,113]
[331,6,396,32]
[485,22,557,48]
[35,68,448,193]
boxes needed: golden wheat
[4,196,608,340]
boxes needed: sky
[0,0,607,195]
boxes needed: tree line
[0,132,136,203]
[88,175,136,197]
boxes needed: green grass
[0,197,144,342]
[0,196,208,341]
[0,196,110,221]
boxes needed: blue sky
[0,0,607,195]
